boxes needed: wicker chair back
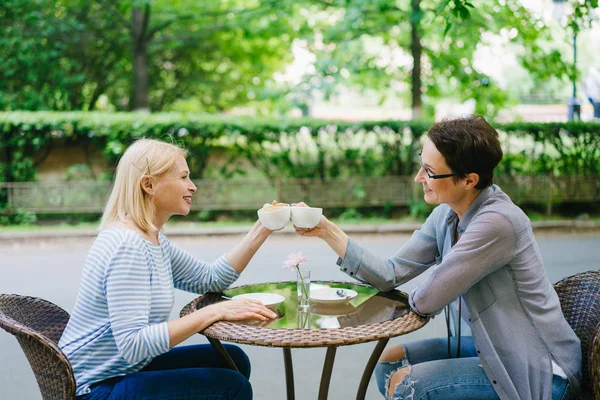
[0,294,76,400]
[554,270,600,400]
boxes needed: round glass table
[180,281,429,400]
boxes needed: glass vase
[297,306,311,329]
[296,268,311,310]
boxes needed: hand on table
[242,309,283,327]
[210,298,277,322]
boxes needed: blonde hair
[100,138,187,233]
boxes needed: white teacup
[257,204,291,230]
[290,206,323,229]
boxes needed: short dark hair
[427,115,503,190]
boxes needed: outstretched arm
[226,220,273,274]
[296,215,349,258]
[170,220,274,294]
[295,203,442,292]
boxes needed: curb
[1,221,599,241]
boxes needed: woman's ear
[463,172,480,190]
[141,175,155,195]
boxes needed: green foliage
[138,0,303,112]
[409,200,435,219]
[497,121,600,175]
[0,209,37,225]
[0,0,305,112]
[229,119,430,182]
[195,209,216,222]
[557,0,599,33]
[1,112,600,190]
[2,0,597,117]
[338,207,363,221]
[297,0,572,119]
[0,0,129,111]
[64,164,96,181]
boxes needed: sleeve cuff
[337,237,362,279]
[409,286,442,318]
[408,288,428,317]
[219,254,240,278]
[216,254,240,289]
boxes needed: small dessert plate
[310,287,358,304]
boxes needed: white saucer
[231,293,285,306]
[310,287,358,304]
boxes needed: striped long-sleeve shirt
[59,228,239,396]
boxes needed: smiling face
[151,155,197,225]
[414,138,478,214]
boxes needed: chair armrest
[589,322,600,400]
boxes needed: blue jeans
[78,344,252,400]
[375,337,571,400]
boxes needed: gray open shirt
[337,185,581,400]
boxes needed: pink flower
[282,251,308,271]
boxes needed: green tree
[0,0,81,110]
[0,0,132,111]
[104,0,303,111]
[300,0,576,119]
[0,0,305,112]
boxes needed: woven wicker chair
[0,294,76,400]
[554,270,600,400]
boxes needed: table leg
[207,337,239,372]
[318,346,337,400]
[283,348,295,400]
[356,338,389,400]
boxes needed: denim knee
[375,346,411,398]
[385,366,416,400]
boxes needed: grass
[526,211,600,222]
[0,215,425,233]
[0,222,100,233]
[2,212,599,234]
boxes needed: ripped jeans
[374,336,571,400]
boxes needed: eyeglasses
[417,152,459,180]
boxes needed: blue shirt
[59,228,238,395]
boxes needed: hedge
[1,112,599,186]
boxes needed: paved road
[1,232,599,400]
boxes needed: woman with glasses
[294,115,580,400]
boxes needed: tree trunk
[132,7,150,111]
[410,0,423,120]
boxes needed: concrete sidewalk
[1,220,599,241]
[2,232,600,400]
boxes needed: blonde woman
[59,138,277,400]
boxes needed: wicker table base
[180,281,429,400]
[207,334,389,400]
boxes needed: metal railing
[0,175,598,214]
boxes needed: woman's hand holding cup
[292,202,327,237]
[257,200,323,232]
[257,200,290,231]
